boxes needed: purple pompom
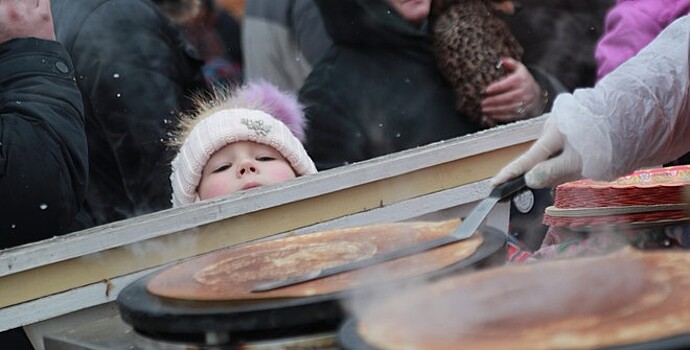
[236,81,307,141]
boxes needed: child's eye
[257,156,275,162]
[213,164,232,173]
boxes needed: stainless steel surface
[252,176,526,292]
[43,314,222,350]
[43,315,137,350]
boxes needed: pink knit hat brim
[170,109,317,206]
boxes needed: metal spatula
[251,176,526,292]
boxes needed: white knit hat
[170,84,317,207]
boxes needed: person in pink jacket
[595,0,690,81]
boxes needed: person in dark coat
[0,1,88,347]
[503,0,615,91]
[50,0,208,228]
[0,0,88,246]
[299,0,562,171]
[300,0,563,252]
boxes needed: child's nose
[236,159,257,177]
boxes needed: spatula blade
[251,176,526,292]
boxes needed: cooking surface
[343,247,690,350]
[339,318,690,350]
[117,225,506,338]
[147,220,482,301]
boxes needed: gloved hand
[491,116,583,189]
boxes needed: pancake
[544,165,690,228]
[194,241,378,286]
[147,219,483,300]
[358,247,690,350]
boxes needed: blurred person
[430,0,544,128]
[170,82,316,207]
[0,1,88,347]
[300,0,563,251]
[50,0,208,228]
[0,0,88,247]
[214,1,244,74]
[492,15,690,190]
[216,0,245,19]
[300,0,561,171]
[155,0,244,86]
[504,0,615,91]
[595,0,690,81]
[242,0,333,93]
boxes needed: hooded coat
[301,0,561,249]
[0,38,88,247]
[300,0,482,170]
[51,0,207,228]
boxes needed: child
[169,82,317,207]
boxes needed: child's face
[197,141,297,200]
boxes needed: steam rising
[349,253,648,348]
[123,230,200,262]
[80,228,200,279]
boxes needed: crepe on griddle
[358,247,690,350]
[147,219,483,300]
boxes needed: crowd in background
[0,0,626,246]
[4,0,689,347]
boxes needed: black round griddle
[118,227,506,344]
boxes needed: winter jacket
[299,0,481,170]
[243,0,333,93]
[51,0,207,228]
[0,38,88,247]
[595,0,690,80]
[301,0,562,248]
[300,0,562,170]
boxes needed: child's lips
[242,182,261,190]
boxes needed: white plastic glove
[496,16,690,187]
[491,116,583,189]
